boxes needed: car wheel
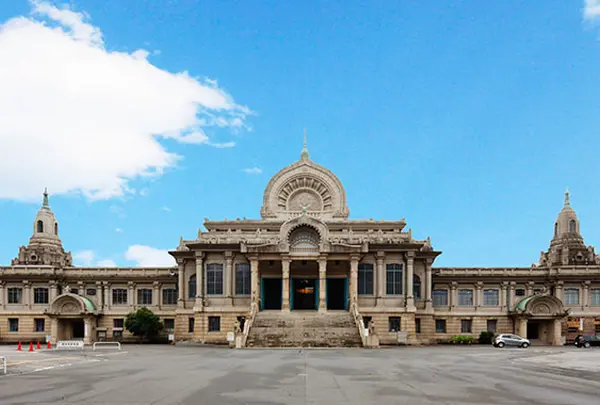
[521,342,529,348]
[497,342,505,348]
[584,342,591,348]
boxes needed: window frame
[206,263,224,296]
[208,316,221,332]
[8,287,22,304]
[483,289,499,306]
[358,263,374,296]
[435,319,446,333]
[34,318,45,332]
[188,275,197,299]
[432,289,448,306]
[564,288,580,305]
[388,316,401,332]
[458,289,473,306]
[461,319,472,333]
[9,318,19,332]
[137,289,153,306]
[235,263,251,296]
[487,319,497,333]
[112,289,128,305]
[162,288,177,305]
[34,287,49,304]
[590,289,600,306]
[385,263,403,296]
[188,317,195,333]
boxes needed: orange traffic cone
[36,341,41,350]
[47,341,52,349]
[17,341,22,351]
[28,341,34,352]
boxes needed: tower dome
[11,189,72,267]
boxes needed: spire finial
[42,188,49,208]
[564,187,571,208]
[300,128,309,160]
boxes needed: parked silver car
[493,334,530,348]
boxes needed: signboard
[168,334,174,342]
[56,340,84,350]
[45,335,51,343]
[567,321,580,328]
[227,332,235,342]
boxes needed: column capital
[195,251,205,260]
[404,251,415,260]
[450,281,458,290]
[554,280,564,287]
[583,280,591,286]
[425,257,434,266]
[350,254,361,262]
[376,250,386,259]
[95,281,102,286]
[476,281,484,289]
[128,281,135,287]
[176,257,186,265]
[501,281,509,289]
[153,280,160,286]
[22,280,31,287]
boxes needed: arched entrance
[511,294,568,345]
[45,293,99,344]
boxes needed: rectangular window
[358,263,374,295]
[487,319,497,333]
[461,319,472,333]
[362,316,372,329]
[483,289,499,306]
[591,289,600,306]
[34,287,49,304]
[9,318,19,332]
[596,321,600,334]
[433,289,448,306]
[162,288,177,305]
[564,288,580,305]
[435,319,446,333]
[8,288,22,304]
[415,318,421,334]
[235,263,251,295]
[388,316,401,332]
[113,318,124,328]
[35,318,45,332]
[385,263,403,295]
[86,288,97,296]
[206,264,224,295]
[188,317,195,333]
[112,289,128,305]
[208,316,221,332]
[458,289,473,306]
[515,288,526,297]
[137,289,153,306]
[70,288,79,295]
[163,319,175,331]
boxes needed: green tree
[125,307,164,341]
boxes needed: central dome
[260,139,349,220]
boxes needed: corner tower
[11,189,73,267]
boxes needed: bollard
[17,341,22,351]
[47,341,52,349]
[36,341,41,350]
[28,341,34,352]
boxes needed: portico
[45,293,99,344]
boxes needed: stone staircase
[246,311,362,348]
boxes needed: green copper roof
[515,295,535,311]
[80,295,97,311]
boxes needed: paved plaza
[1,344,599,404]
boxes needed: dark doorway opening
[262,278,282,310]
[72,319,85,339]
[293,279,316,310]
[327,278,347,310]
[527,322,539,339]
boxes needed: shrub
[478,331,494,344]
[125,307,164,341]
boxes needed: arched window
[188,275,197,299]
[413,275,421,300]
[569,219,576,233]
[554,222,558,236]
[36,220,44,233]
[54,222,58,235]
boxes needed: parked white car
[493,334,530,348]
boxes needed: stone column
[281,257,290,311]
[153,281,161,310]
[104,282,111,310]
[509,282,516,310]
[50,318,59,344]
[83,317,94,345]
[450,282,458,308]
[376,251,385,307]
[350,255,359,307]
[554,281,564,303]
[475,282,483,309]
[128,281,135,308]
[95,281,103,310]
[318,257,327,312]
[23,280,31,309]
[552,318,562,345]
[225,252,233,304]
[425,259,433,311]
[582,281,590,310]
[195,252,204,309]
[177,259,185,308]
[0,281,4,309]
[405,252,415,310]
[500,282,508,312]
[250,257,259,306]
[49,280,57,301]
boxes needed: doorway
[292,279,317,310]
[527,322,539,339]
[327,278,347,310]
[261,278,282,310]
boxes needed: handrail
[241,301,259,347]
[0,356,6,375]
[92,341,121,351]
[350,301,367,347]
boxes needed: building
[1,141,599,346]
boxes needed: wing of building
[1,143,599,347]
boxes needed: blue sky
[0,1,599,267]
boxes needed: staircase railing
[350,301,367,347]
[241,301,259,347]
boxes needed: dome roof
[260,137,349,220]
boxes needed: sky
[0,0,599,268]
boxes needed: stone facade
[1,142,600,346]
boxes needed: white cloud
[115,228,123,233]
[0,1,250,202]
[160,206,172,212]
[109,205,126,218]
[125,244,175,267]
[242,167,263,175]
[73,249,95,266]
[96,259,117,267]
[584,0,600,20]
